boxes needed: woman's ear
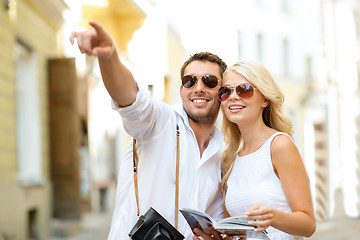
[262,98,269,108]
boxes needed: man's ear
[179,85,183,99]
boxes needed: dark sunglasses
[181,74,219,89]
[218,83,257,101]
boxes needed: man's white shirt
[107,83,224,239]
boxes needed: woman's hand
[70,21,115,58]
[245,204,273,232]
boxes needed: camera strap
[133,125,180,229]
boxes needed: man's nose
[194,77,206,92]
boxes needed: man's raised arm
[70,21,138,107]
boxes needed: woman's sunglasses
[218,83,257,101]
[181,74,219,89]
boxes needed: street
[50,211,360,240]
[308,217,360,240]
[50,211,112,240]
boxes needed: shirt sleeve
[111,82,174,141]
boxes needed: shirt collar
[172,103,191,128]
[172,103,224,166]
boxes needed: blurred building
[177,0,359,221]
[65,0,360,232]
[0,0,69,239]
[2,0,359,239]
[321,0,360,219]
[0,0,185,239]
[74,0,360,229]
[228,0,360,221]
[72,0,149,215]
[230,0,360,221]
[65,0,185,219]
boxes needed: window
[237,31,243,60]
[255,0,265,6]
[147,84,154,95]
[15,40,43,185]
[281,0,292,13]
[256,33,264,62]
[305,55,313,79]
[282,38,290,76]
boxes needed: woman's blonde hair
[220,60,294,199]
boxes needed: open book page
[214,216,269,238]
[179,208,215,234]
[180,208,270,239]
[218,230,270,239]
[215,216,251,228]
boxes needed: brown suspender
[175,126,180,229]
[133,126,180,229]
[133,139,140,216]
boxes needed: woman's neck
[238,122,276,156]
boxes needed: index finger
[246,210,265,218]
[245,205,259,216]
[88,21,106,35]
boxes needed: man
[70,21,227,239]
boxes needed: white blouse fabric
[225,132,304,240]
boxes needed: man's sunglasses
[181,74,219,89]
[218,83,257,101]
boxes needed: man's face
[180,60,222,126]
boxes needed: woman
[194,61,316,239]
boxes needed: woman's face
[220,70,268,126]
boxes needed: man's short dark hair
[180,52,227,79]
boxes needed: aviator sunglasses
[218,83,257,101]
[181,74,219,89]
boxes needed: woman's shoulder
[270,132,301,168]
[270,132,296,153]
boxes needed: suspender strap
[133,139,140,216]
[175,125,180,229]
[133,125,180,229]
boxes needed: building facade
[0,0,68,239]
[66,0,186,215]
[176,0,359,220]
